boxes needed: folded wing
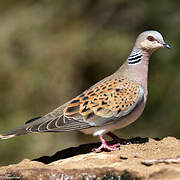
[0,76,144,139]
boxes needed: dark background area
[0,0,179,165]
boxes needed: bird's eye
[147,36,155,41]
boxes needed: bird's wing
[25,76,144,132]
[63,76,144,127]
[0,76,144,139]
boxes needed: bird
[0,30,170,151]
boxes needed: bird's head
[135,30,171,52]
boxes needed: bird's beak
[162,43,171,49]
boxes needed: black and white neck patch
[128,50,143,65]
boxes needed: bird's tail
[0,126,28,139]
[0,117,42,139]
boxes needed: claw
[94,143,120,152]
[94,135,120,152]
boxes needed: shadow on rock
[33,136,149,164]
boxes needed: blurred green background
[0,0,179,166]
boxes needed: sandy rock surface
[0,137,180,179]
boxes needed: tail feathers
[0,124,29,139]
[25,116,42,124]
[0,116,42,140]
[0,133,16,139]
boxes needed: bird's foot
[93,135,120,152]
[94,142,120,152]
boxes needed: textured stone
[0,137,180,179]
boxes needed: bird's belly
[80,100,146,136]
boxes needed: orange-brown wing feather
[64,76,144,126]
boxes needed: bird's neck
[117,49,152,97]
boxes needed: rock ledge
[0,137,180,180]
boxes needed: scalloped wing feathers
[0,76,144,139]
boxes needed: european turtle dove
[0,30,170,151]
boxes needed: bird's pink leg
[94,135,120,152]
[107,131,130,145]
